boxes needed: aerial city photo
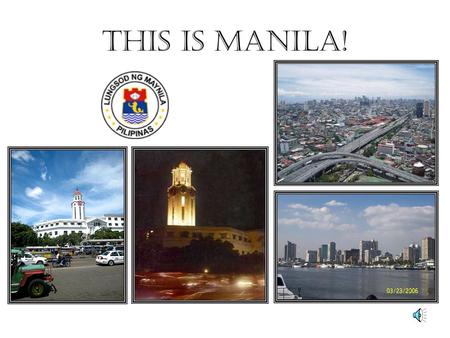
[276,192,437,301]
[276,62,437,184]
[133,148,267,302]
[9,148,126,302]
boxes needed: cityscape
[280,236,435,268]
[276,63,437,184]
[276,193,437,301]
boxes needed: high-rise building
[364,249,381,264]
[328,241,336,262]
[403,244,421,264]
[344,249,360,264]
[317,248,322,263]
[284,241,297,262]
[280,141,289,154]
[416,102,424,118]
[321,244,329,262]
[424,100,430,117]
[359,240,378,262]
[306,250,317,263]
[421,237,435,260]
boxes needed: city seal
[101,71,169,139]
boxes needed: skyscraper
[284,241,297,262]
[421,237,435,260]
[424,100,430,117]
[328,241,336,262]
[317,247,322,263]
[403,244,421,264]
[306,250,317,263]
[416,102,424,118]
[321,244,329,262]
[359,240,378,262]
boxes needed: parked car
[20,252,48,266]
[96,251,124,266]
[10,249,55,298]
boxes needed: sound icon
[413,308,426,322]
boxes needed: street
[135,272,265,301]
[13,257,125,302]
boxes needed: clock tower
[167,162,196,226]
[71,188,85,220]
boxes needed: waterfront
[278,266,435,300]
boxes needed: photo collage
[8,61,438,303]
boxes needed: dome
[73,188,82,195]
[176,161,191,169]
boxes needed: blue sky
[277,193,436,258]
[11,149,124,225]
[278,63,436,102]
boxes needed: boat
[277,274,302,300]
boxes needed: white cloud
[12,150,34,162]
[25,186,43,199]
[324,200,347,207]
[363,203,434,232]
[278,64,435,99]
[70,159,123,191]
[40,164,48,181]
[281,203,356,231]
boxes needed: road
[281,152,429,183]
[278,114,424,183]
[135,272,265,301]
[12,257,125,302]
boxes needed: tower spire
[71,188,86,220]
[167,162,196,226]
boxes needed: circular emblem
[101,71,169,139]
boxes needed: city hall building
[141,162,264,255]
[32,189,124,238]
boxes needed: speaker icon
[413,308,426,322]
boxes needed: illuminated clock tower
[167,162,196,226]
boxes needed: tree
[39,233,56,246]
[11,222,39,247]
[91,228,124,239]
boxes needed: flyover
[277,113,429,183]
[279,152,429,183]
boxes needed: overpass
[279,152,428,183]
[277,113,428,183]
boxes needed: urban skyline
[278,63,436,102]
[277,193,436,259]
[281,236,435,265]
[276,62,437,185]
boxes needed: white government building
[32,188,124,238]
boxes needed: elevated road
[280,152,428,183]
[278,114,429,183]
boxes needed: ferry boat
[277,274,302,300]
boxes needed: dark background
[134,149,266,230]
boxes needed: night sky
[134,149,266,230]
